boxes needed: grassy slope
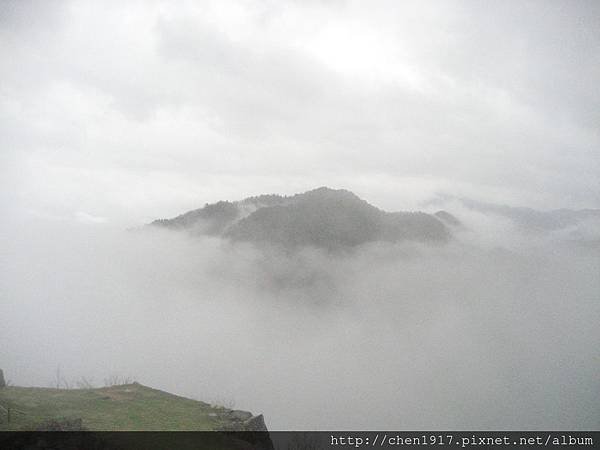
[0,383,235,431]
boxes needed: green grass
[0,383,236,431]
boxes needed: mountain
[457,198,600,232]
[151,187,455,250]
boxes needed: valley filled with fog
[2,202,598,430]
[2,0,599,435]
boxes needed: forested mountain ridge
[151,187,456,249]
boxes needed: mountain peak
[304,186,353,196]
[295,186,364,202]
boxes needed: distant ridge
[457,198,600,231]
[151,187,457,250]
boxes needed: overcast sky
[1,0,599,226]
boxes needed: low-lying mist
[1,214,598,430]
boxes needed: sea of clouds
[1,211,598,429]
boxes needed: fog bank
[1,215,598,429]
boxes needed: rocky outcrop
[229,409,253,421]
[218,410,268,431]
[242,414,268,431]
[221,413,272,450]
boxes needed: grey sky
[1,0,599,225]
